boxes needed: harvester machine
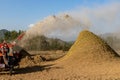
[0,32,25,75]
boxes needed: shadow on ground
[15,64,63,74]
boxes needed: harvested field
[1,30,120,80]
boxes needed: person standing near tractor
[1,40,10,66]
[1,40,17,66]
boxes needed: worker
[1,40,9,65]
[8,41,16,56]
[7,41,16,66]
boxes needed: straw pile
[60,30,119,65]
[18,50,42,67]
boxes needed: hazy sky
[0,0,119,31]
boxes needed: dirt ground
[1,60,120,80]
[1,51,120,80]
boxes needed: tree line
[21,35,73,51]
[0,30,24,42]
[0,30,73,51]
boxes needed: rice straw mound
[60,30,119,65]
[19,56,35,67]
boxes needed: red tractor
[0,43,19,75]
[0,33,25,75]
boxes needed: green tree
[10,30,19,40]
[4,31,11,41]
[4,30,24,42]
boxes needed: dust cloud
[23,2,120,41]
